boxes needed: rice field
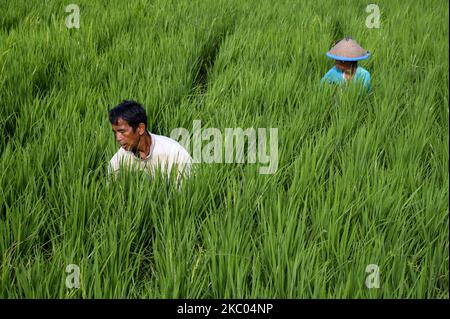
[0,0,448,298]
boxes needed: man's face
[111,117,141,152]
[335,60,354,73]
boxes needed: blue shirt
[321,66,372,91]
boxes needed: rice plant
[0,0,448,298]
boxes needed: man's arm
[107,153,121,181]
[320,67,334,84]
[174,150,193,189]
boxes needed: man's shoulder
[322,66,342,83]
[357,66,371,78]
[152,133,191,161]
[109,147,130,167]
[325,66,339,76]
[111,147,127,159]
[153,133,185,150]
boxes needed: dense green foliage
[0,0,448,298]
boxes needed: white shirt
[108,132,192,182]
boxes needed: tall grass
[0,0,448,298]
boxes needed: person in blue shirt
[321,37,372,92]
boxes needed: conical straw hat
[326,37,370,61]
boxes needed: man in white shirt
[108,100,192,183]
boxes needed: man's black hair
[109,100,147,131]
